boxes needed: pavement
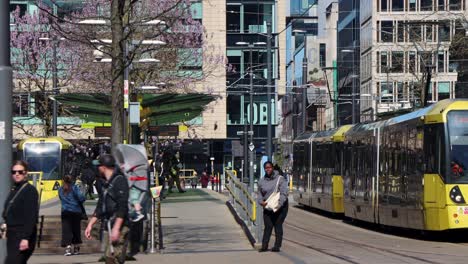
[30,188,290,264]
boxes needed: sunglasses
[11,170,25,175]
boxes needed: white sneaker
[131,212,145,222]
[64,245,72,256]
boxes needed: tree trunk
[110,0,125,147]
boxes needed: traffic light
[258,140,267,155]
[202,141,210,157]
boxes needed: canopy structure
[56,93,216,126]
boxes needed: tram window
[447,111,468,183]
[424,124,445,178]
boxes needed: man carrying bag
[85,155,129,264]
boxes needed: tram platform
[30,188,288,264]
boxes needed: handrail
[225,170,256,222]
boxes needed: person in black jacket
[2,160,39,264]
[85,155,129,264]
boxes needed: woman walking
[59,175,86,256]
[2,160,39,264]
[257,161,289,252]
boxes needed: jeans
[261,200,288,249]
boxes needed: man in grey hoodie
[257,161,289,252]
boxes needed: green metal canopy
[56,93,216,126]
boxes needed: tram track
[284,222,443,264]
[282,237,361,264]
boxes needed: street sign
[95,127,112,138]
[210,157,215,161]
[236,130,254,136]
[248,143,255,152]
[147,125,179,137]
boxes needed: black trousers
[129,219,144,256]
[61,211,82,247]
[5,227,36,264]
[262,200,289,249]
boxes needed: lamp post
[235,41,266,191]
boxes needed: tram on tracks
[293,99,468,231]
[16,137,72,203]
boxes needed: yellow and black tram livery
[293,99,468,231]
[292,125,353,214]
[17,137,72,203]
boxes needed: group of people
[2,154,142,264]
[2,156,290,264]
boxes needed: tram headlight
[449,186,466,204]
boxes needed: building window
[392,51,404,73]
[381,51,388,72]
[319,43,326,68]
[438,21,451,42]
[227,5,241,32]
[13,94,29,117]
[397,21,405,42]
[420,51,433,72]
[438,0,446,10]
[438,52,445,72]
[408,51,416,73]
[438,82,450,100]
[381,21,394,42]
[421,0,434,11]
[244,3,273,33]
[409,0,417,11]
[448,53,457,72]
[409,24,422,42]
[449,0,462,10]
[397,82,406,102]
[425,25,433,42]
[381,0,388,11]
[392,0,404,11]
[381,82,394,102]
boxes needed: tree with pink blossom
[34,0,225,145]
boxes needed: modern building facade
[360,0,466,120]
[225,0,286,173]
[337,0,360,125]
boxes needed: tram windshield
[447,111,468,183]
[23,142,61,181]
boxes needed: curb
[226,201,258,249]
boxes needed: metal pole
[0,0,12,259]
[351,49,356,124]
[266,21,272,161]
[249,46,254,192]
[52,39,58,136]
[123,42,129,143]
[302,32,308,132]
[243,124,248,184]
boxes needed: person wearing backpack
[59,174,86,256]
[85,155,129,264]
[2,161,39,264]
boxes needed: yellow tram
[292,125,353,213]
[17,137,72,203]
[293,99,468,231]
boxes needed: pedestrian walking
[59,174,86,256]
[81,160,97,199]
[200,171,209,188]
[257,161,289,252]
[85,155,129,264]
[2,160,39,264]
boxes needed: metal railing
[225,170,263,245]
